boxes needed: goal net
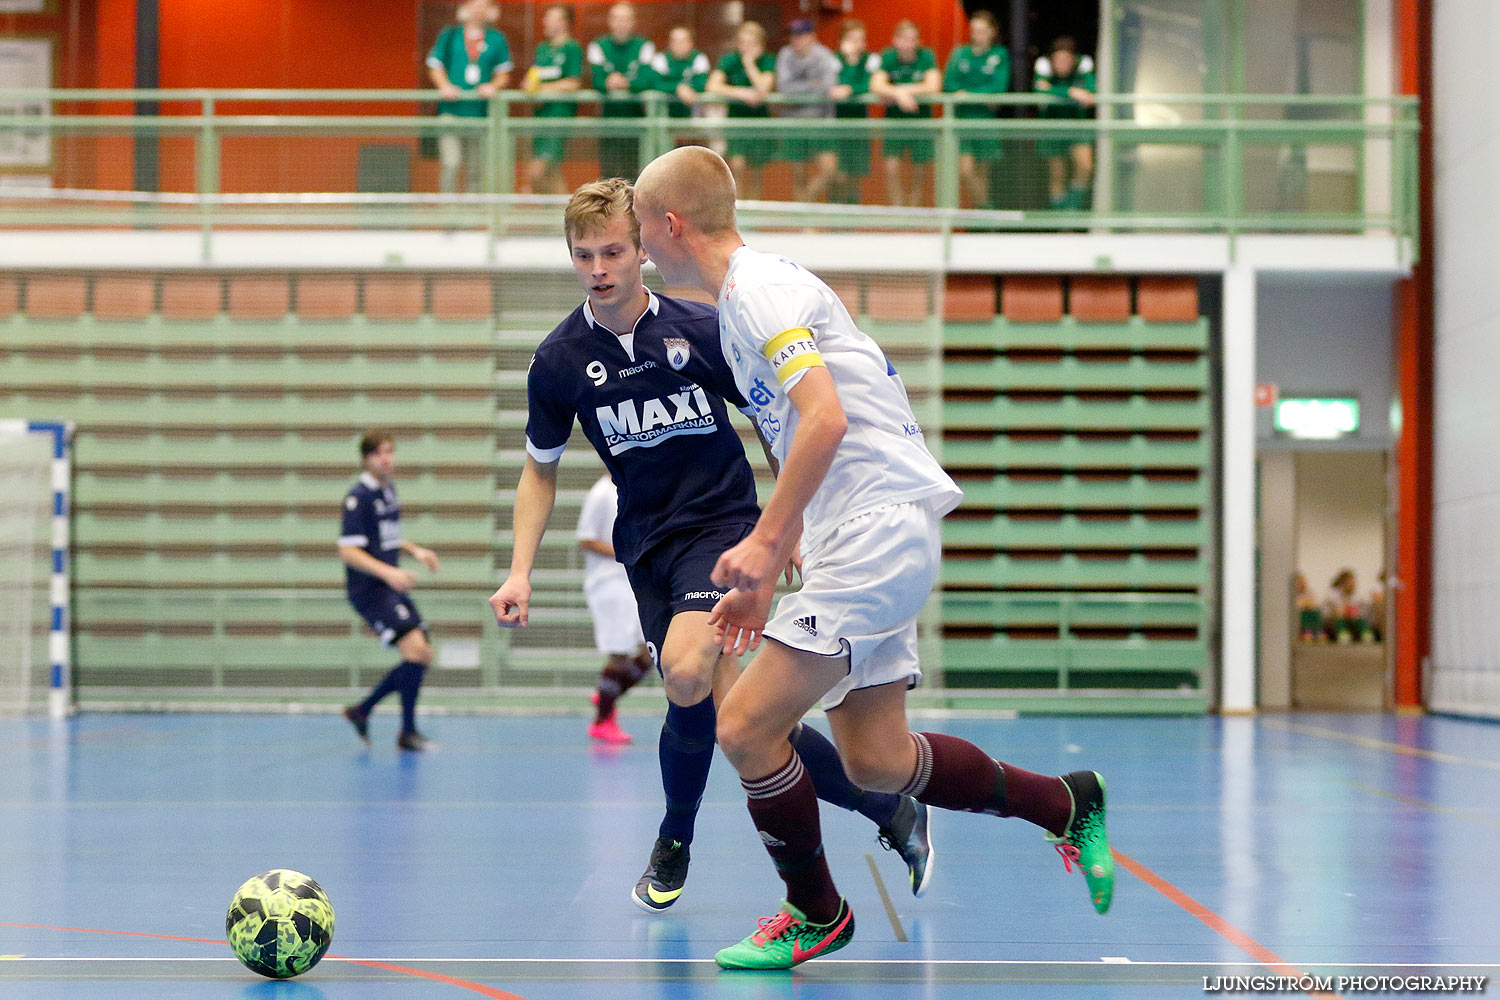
[0,421,70,717]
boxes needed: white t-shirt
[577,475,629,593]
[716,246,962,550]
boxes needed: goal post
[0,420,73,719]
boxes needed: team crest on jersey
[664,337,691,371]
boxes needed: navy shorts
[348,586,425,646]
[625,520,756,660]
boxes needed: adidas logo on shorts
[794,615,817,636]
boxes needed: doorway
[1257,449,1390,709]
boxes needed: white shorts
[763,500,942,711]
[585,577,646,655]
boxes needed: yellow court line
[1262,719,1500,773]
[1340,779,1500,829]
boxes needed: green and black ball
[226,869,335,979]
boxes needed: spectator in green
[522,4,583,195]
[871,19,940,207]
[650,26,711,126]
[776,18,841,204]
[945,10,1009,210]
[827,19,881,204]
[1034,36,1097,210]
[707,21,777,201]
[588,2,657,180]
[426,0,512,194]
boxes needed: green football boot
[715,899,854,970]
[1045,770,1114,914]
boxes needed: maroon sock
[742,751,842,924]
[901,732,1073,836]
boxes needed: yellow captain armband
[761,327,825,385]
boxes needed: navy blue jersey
[339,472,403,596]
[525,290,761,565]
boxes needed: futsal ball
[226,869,335,979]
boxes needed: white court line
[4,957,1498,967]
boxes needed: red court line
[1112,850,1343,1000]
[0,921,532,1000]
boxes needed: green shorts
[882,112,933,164]
[882,134,935,164]
[959,136,1003,161]
[955,113,1003,161]
[836,138,872,177]
[726,110,776,167]
[780,131,837,162]
[531,136,568,164]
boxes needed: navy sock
[657,695,716,846]
[360,663,404,714]
[394,661,425,734]
[791,723,901,829]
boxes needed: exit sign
[1273,397,1359,440]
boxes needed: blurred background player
[588,2,656,180]
[776,18,840,204]
[707,21,776,201]
[649,26,711,130]
[577,473,650,744]
[338,431,441,752]
[944,10,1009,210]
[827,20,881,204]
[872,20,941,207]
[490,178,933,914]
[1034,36,1097,211]
[426,0,512,194]
[522,4,583,195]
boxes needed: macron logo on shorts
[794,615,817,636]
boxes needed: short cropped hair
[634,146,738,237]
[893,19,920,37]
[839,18,865,40]
[360,430,394,458]
[564,177,639,247]
[971,10,998,31]
[545,3,574,26]
[737,21,767,44]
[1051,35,1077,56]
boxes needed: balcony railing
[0,88,1418,252]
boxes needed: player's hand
[384,567,418,593]
[829,84,853,100]
[439,84,462,101]
[489,576,531,628]
[707,587,773,656]
[783,543,802,585]
[412,546,441,574]
[606,71,629,92]
[895,91,919,114]
[477,82,498,98]
[711,530,780,594]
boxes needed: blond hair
[564,177,639,247]
[634,146,737,237]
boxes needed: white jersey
[577,475,629,593]
[716,246,962,549]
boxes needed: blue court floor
[2,710,1497,998]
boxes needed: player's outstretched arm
[340,545,417,593]
[401,540,441,574]
[712,367,845,593]
[490,456,559,627]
